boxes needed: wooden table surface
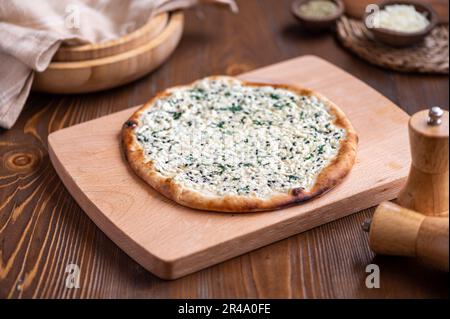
[0,0,448,299]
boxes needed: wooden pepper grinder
[397,106,449,216]
[363,201,449,271]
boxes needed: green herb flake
[217,164,226,175]
[270,93,280,100]
[172,112,183,120]
[238,185,250,194]
[317,145,325,155]
[229,105,243,113]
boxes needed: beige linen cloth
[0,0,237,129]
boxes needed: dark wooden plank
[0,0,448,299]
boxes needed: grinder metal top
[410,106,449,139]
[428,106,445,126]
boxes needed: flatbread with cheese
[122,76,358,212]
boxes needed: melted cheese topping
[135,77,345,198]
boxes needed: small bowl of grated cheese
[292,0,345,31]
[364,0,438,47]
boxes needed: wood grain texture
[47,56,411,279]
[0,0,448,298]
[369,202,449,271]
[370,202,426,257]
[33,12,184,94]
[416,216,449,271]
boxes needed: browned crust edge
[122,76,358,213]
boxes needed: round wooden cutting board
[33,12,184,94]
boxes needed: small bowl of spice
[364,0,438,47]
[292,0,344,31]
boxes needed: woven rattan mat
[336,17,449,74]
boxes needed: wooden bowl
[33,12,184,94]
[53,13,169,62]
[363,0,438,47]
[292,0,345,31]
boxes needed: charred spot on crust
[291,187,305,196]
[124,120,137,129]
